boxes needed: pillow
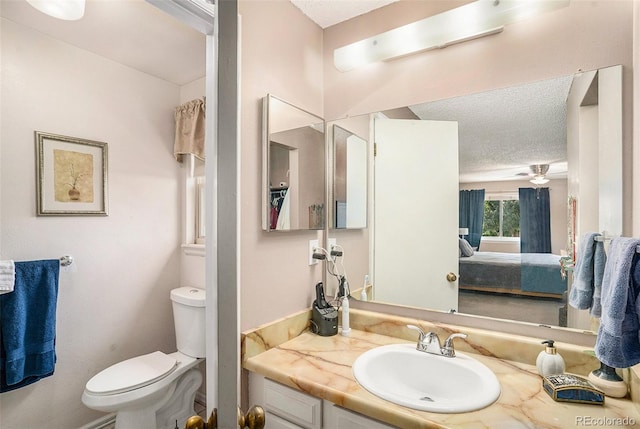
[459,238,474,257]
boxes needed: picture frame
[35,131,108,216]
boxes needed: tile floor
[194,398,208,419]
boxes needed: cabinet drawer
[263,378,322,429]
[265,411,305,429]
[326,404,397,429]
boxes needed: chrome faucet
[407,325,467,358]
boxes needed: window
[483,197,520,238]
[195,176,205,244]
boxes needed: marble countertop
[242,310,640,429]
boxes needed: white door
[373,119,459,312]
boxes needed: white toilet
[82,287,206,429]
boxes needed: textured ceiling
[409,76,574,183]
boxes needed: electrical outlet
[309,239,319,265]
[328,238,337,252]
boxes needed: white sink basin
[352,343,501,413]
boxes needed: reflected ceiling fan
[527,164,550,185]
[512,163,566,184]
[461,161,567,183]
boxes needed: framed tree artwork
[35,131,108,216]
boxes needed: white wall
[0,19,182,428]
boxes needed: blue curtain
[459,189,485,249]
[519,187,551,253]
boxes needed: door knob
[446,272,457,282]
[184,405,265,429]
[244,406,266,429]
[185,416,206,429]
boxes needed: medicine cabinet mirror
[262,94,326,231]
[329,119,369,229]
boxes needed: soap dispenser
[536,340,565,377]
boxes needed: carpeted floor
[458,290,565,326]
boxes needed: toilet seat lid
[86,351,178,395]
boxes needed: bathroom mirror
[262,94,326,231]
[329,119,369,229]
[342,66,623,332]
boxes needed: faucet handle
[442,333,467,357]
[407,324,426,341]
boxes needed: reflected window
[483,198,520,237]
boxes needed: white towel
[0,260,15,294]
[276,190,291,230]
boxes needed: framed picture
[35,131,108,216]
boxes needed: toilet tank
[170,287,206,358]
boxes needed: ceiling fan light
[530,176,549,185]
[26,0,85,21]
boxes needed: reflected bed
[458,252,567,298]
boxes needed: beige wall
[0,19,182,428]
[1,2,635,426]
[323,1,633,118]
[239,1,324,331]
[323,0,633,229]
[238,0,634,331]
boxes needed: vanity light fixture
[26,0,85,20]
[334,0,570,72]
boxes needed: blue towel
[595,237,640,368]
[0,259,59,392]
[590,240,607,317]
[569,232,599,310]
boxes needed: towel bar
[59,256,73,267]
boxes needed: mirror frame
[262,94,326,232]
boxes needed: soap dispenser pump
[536,340,565,377]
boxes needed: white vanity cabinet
[322,403,396,429]
[248,373,396,429]
[249,374,322,429]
